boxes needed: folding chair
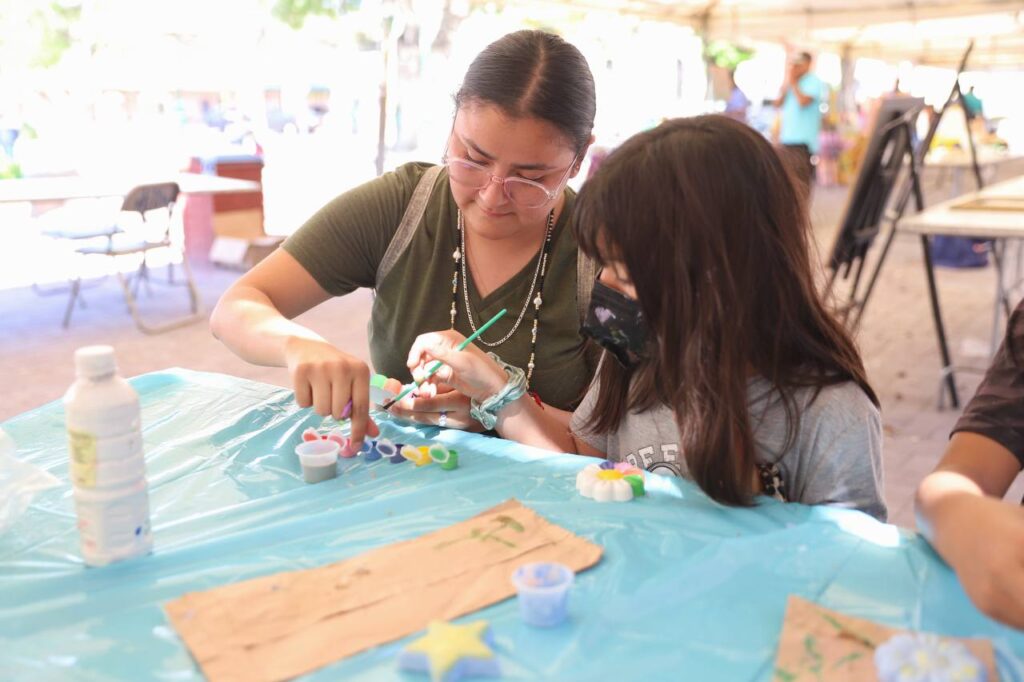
[32,197,124,298]
[63,182,203,334]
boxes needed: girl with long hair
[406,115,885,519]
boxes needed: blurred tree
[270,0,469,173]
[704,39,754,71]
[271,0,364,30]
[32,2,81,67]
[0,0,82,71]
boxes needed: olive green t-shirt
[282,162,595,410]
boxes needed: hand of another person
[932,493,1024,628]
[406,331,509,403]
[283,336,379,447]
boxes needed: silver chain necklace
[450,209,554,382]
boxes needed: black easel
[826,41,982,408]
[825,97,924,324]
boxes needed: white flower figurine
[576,462,645,502]
[874,632,987,682]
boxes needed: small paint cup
[295,439,339,483]
[372,438,396,462]
[401,444,431,466]
[428,444,458,470]
[511,562,574,627]
[339,438,359,458]
[389,443,408,464]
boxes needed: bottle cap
[74,345,117,379]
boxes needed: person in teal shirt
[774,51,826,193]
[961,86,983,120]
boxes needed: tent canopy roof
[511,0,1024,67]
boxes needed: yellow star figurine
[398,620,501,682]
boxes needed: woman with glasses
[211,30,597,448]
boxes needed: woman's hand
[387,383,483,432]
[406,331,509,403]
[283,336,379,446]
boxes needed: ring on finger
[438,411,448,428]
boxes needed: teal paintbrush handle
[381,308,508,411]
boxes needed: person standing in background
[961,86,983,120]
[817,116,842,187]
[775,51,826,195]
[724,71,750,124]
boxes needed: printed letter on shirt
[660,443,678,462]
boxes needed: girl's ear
[570,135,597,178]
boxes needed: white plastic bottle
[64,345,152,566]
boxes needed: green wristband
[469,353,528,430]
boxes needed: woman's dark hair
[455,30,596,153]
[574,115,879,507]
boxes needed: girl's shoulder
[781,383,882,467]
[796,381,879,428]
[751,378,879,437]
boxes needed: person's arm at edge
[915,432,1019,538]
[915,432,1024,627]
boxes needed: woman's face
[447,102,583,240]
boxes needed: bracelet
[469,353,528,430]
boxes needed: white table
[921,148,1022,198]
[924,147,1020,170]
[0,172,260,204]
[901,175,1024,237]
[901,174,1024,405]
[0,172,263,333]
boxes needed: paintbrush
[379,307,508,411]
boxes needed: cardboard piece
[165,499,602,682]
[773,595,998,681]
[952,196,1024,212]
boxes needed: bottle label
[69,429,98,488]
[75,487,152,565]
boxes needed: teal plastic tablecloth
[2,369,1023,681]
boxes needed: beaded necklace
[449,209,555,385]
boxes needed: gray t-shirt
[570,376,886,521]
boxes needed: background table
[923,147,1023,197]
[0,172,264,266]
[0,172,260,204]
[3,369,1023,681]
[901,174,1024,404]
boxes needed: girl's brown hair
[574,115,878,506]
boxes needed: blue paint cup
[389,442,407,464]
[368,438,394,463]
[511,562,574,627]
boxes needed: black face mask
[581,281,650,368]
